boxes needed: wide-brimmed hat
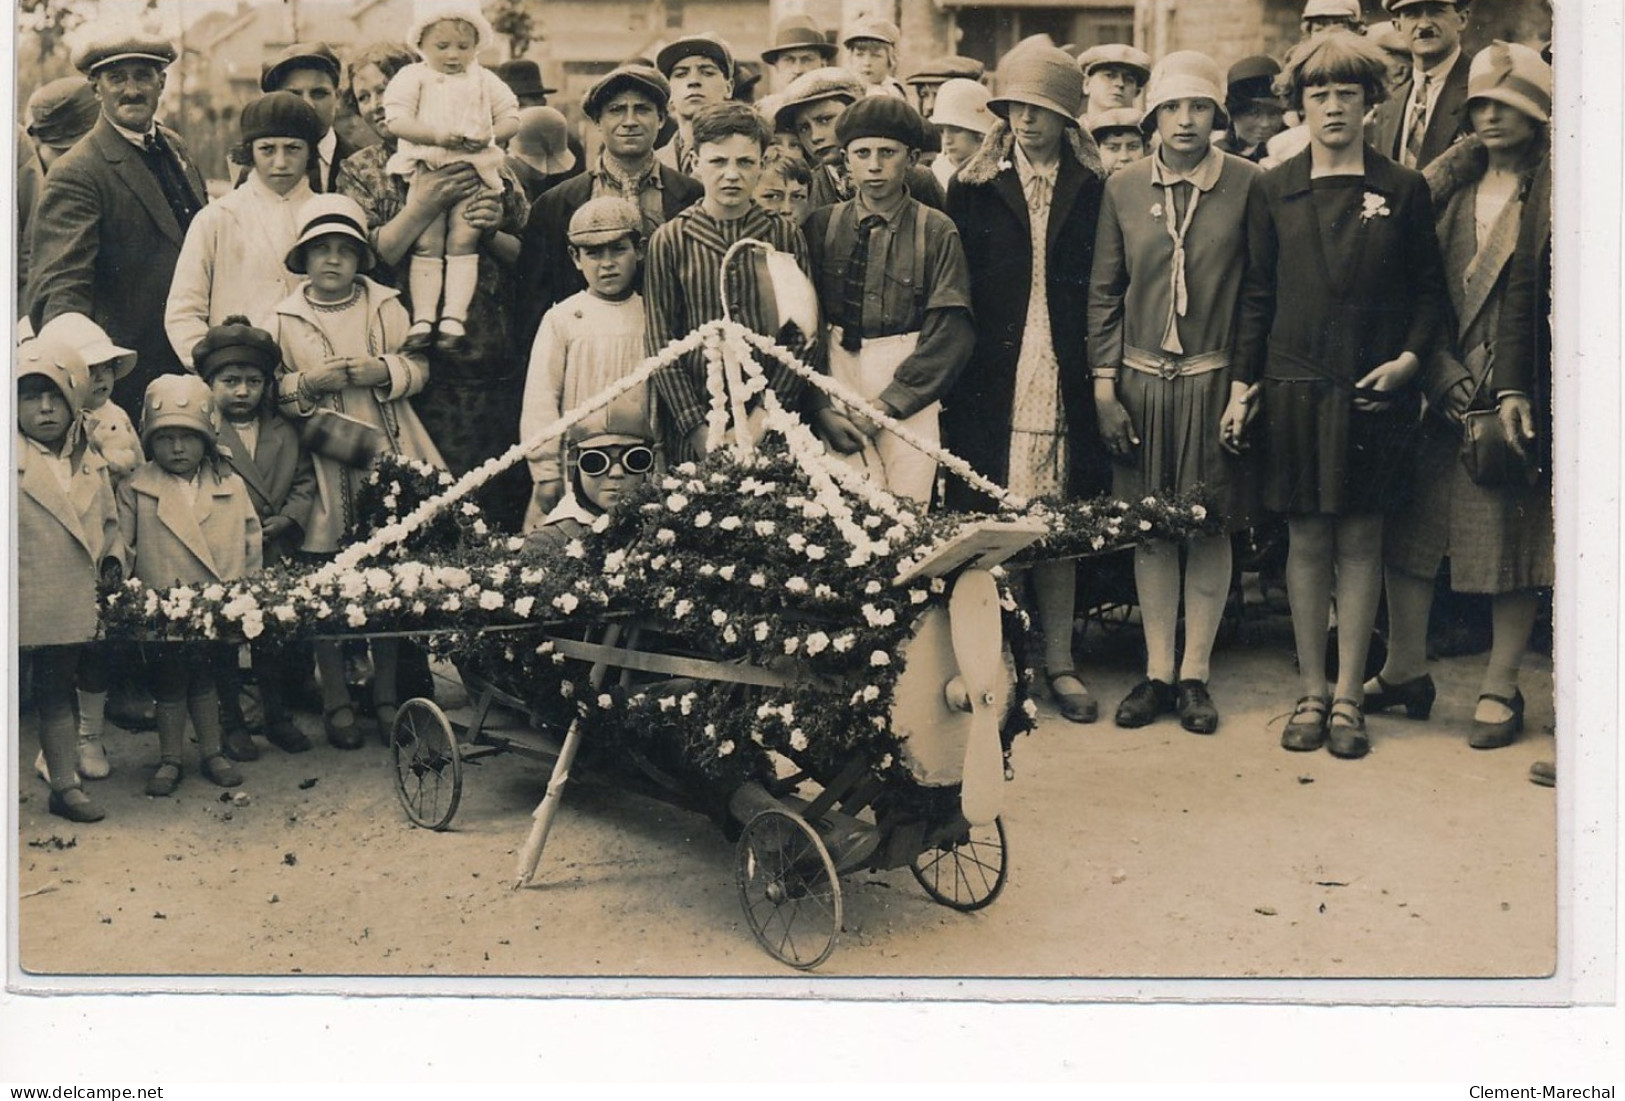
[494,59,558,100]
[1466,40,1552,125]
[140,373,220,452]
[260,42,341,93]
[35,312,137,380]
[406,0,494,53]
[16,335,91,422]
[836,96,928,149]
[1077,43,1152,83]
[1141,51,1230,132]
[511,106,577,175]
[240,91,323,148]
[286,194,378,274]
[774,67,865,130]
[930,78,995,134]
[842,18,899,48]
[657,33,736,80]
[26,78,100,149]
[567,196,643,246]
[1085,106,1147,140]
[583,64,671,119]
[192,316,282,383]
[761,16,836,65]
[905,55,986,87]
[988,40,1084,122]
[72,23,177,76]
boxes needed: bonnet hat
[240,91,323,148]
[583,65,671,119]
[406,0,495,54]
[35,313,138,381]
[929,78,996,135]
[761,16,837,65]
[191,316,282,384]
[286,193,379,274]
[139,373,220,452]
[16,335,91,422]
[25,78,100,149]
[511,107,578,175]
[1466,40,1552,125]
[567,197,644,246]
[987,39,1085,122]
[1142,51,1230,131]
[835,96,929,149]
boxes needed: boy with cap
[195,316,317,756]
[929,78,995,189]
[843,18,907,100]
[775,67,947,212]
[1300,0,1366,36]
[761,15,837,92]
[516,64,704,345]
[119,373,263,795]
[1078,43,1153,113]
[521,197,652,525]
[655,33,738,175]
[904,56,986,119]
[1369,0,1475,170]
[804,97,973,505]
[258,42,355,192]
[644,102,814,463]
[1086,107,1147,176]
[16,335,125,821]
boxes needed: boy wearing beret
[803,97,973,505]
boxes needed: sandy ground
[12,606,1556,983]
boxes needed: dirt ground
[11,605,1556,983]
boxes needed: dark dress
[1234,147,1449,517]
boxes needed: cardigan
[16,431,123,647]
[117,460,263,588]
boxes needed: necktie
[1403,73,1430,168]
[307,152,325,193]
[839,214,886,352]
[142,130,202,231]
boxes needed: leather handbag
[1456,349,1537,488]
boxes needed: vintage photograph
[10,0,1566,986]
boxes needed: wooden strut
[543,636,807,689]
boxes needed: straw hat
[1141,51,1230,131]
[929,78,995,135]
[1466,40,1552,125]
[988,41,1084,122]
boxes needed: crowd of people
[15,0,1555,824]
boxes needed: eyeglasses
[576,444,655,477]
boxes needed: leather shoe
[48,787,105,823]
[1047,672,1099,724]
[200,753,243,787]
[1175,679,1219,734]
[1281,695,1329,751]
[1529,760,1555,787]
[1115,679,1175,728]
[325,705,365,750]
[264,718,314,754]
[221,726,260,762]
[1362,673,1435,719]
[146,760,184,797]
[1326,697,1369,759]
[1469,690,1524,750]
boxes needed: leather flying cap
[835,95,928,149]
[582,64,671,120]
[260,42,341,93]
[657,33,736,80]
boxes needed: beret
[835,96,928,149]
[193,317,282,382]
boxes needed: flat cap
[657,33,736,79]
[1384,0,1468,11]
[843,18,899,47]
[260,42,341,92]
[582,64,671,119]
[904,55,986,86]
[26,78,100,148]
[567,196,644,246]
[1077,42,1152,82]
[72,24,177,76]
[774,66,865,130]
[1305,0,1365,18]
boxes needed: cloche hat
[1466,40,1552,125]
[35,312,137,381]
[286,193,378,274]
[140,373,220,452]
[1141,51,1230,131]
[988,39,1084,122]
[929,78,995,135]
[16,335,91,422]
[511,107,578,175]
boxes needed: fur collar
[956,119,1104,187]
[1424,135,1546,212]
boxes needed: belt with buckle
[1123,347,1231,380]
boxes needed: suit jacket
[1234,145,1450,388]
[16,431,123,648]
[514,163,704,350]
[26,116,206,420]
[118,460,263,588]
[216,410,317,564]
[942,122,1110,510]
[1368,51,1473,171]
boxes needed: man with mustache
[1368,0,1476,169]
[27,25,206,421]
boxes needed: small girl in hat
[267,193,446,748]
[520,197,653,529]
[118,374,262,796]
[523,406,658,555]
[196,315,319,757]
[381,0,520,353]
[16,335,125,822]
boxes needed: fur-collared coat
[17,430,124,647]
[117,459,263,588]
[941,121,1110,510]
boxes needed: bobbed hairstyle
[690,100,773,153]
[1275,29,1392,114]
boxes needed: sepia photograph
[4,0,1603,1028]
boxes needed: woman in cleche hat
[1365,43,1555,751]
[1232,31,1450,760]
[164,92,322,370]
[944,37,1111,724]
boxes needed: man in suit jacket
[1368,0,1474,169]
[515,65,704,350]
[260,43,358,193]
[27,28,207,421]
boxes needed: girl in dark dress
[1233,32,1449,758]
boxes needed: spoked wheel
[736,807,843,970]
[391,697,462,830]
[911,816,1008,912]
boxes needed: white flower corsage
[998,158,1013,172]
[1150,202,1164,220]
[1361,191,1391,222]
